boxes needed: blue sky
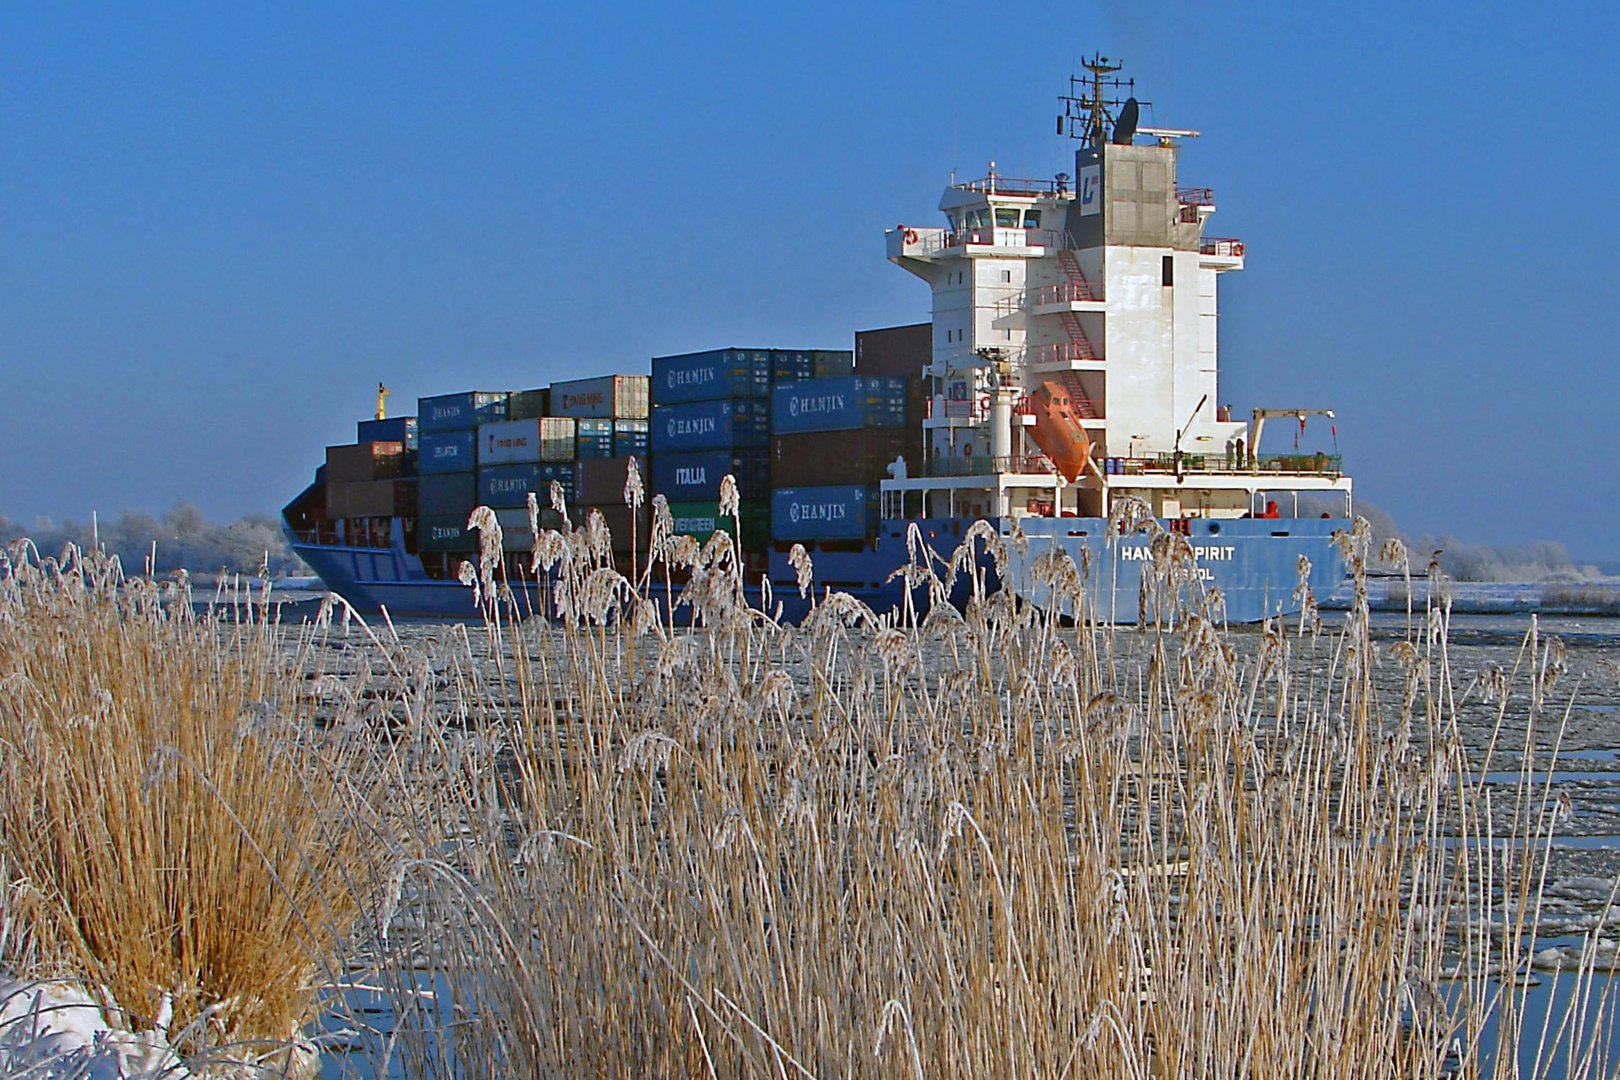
[3,2,1617,556]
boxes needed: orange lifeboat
[1025,380,1093,482]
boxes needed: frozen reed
[0,541,393,1071]
[1,484,1613,1078]
[362,502,1618,1077]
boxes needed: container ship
[282,58,1353,624]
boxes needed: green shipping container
[507,388,550,420]
[665,500,770,552]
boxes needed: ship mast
[1058,54,1137,147]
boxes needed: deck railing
[1200,237,1246,258]
[1027,278,1104,305]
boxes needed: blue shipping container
[576,419,616,461]
[771,485,880,542]
[612,419,649,459]
[650,349,772,405]
[417,471,476,515]
[418,391,509,434]
[770,350,815,382]
[651,399,771,453]
[650,450,771,502]
[770,377,909,435]
[419,429,477,474]
[358,416,419,449]
[478,462,576,508]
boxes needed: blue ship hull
[284,506,1345,625]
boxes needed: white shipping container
[479,419,543,465]
[549,374,650,419]
[538,416,577,461]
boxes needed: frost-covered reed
[359,494,1617,1077]
[0,541,394,1072]
[1,480,1614,1077]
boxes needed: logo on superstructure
[1079,165,1101,216]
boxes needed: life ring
[903,228,918,245]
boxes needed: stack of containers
[475,415,576,552]
[769,375,909,544]
[854,324,928,470]
[551,374,651,555]
[416,391,507,554]
[324,440,414,525]
[649,349,787,551]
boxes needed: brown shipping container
[326,479,416,519]
[326,441,405,483]
[770,429,917,487]
[576,503,650,554]
[854,323,930,378]
[575,456,645,506]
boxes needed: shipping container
[325,442,405,483]
[417,471,477,516]
[666,500,771,552]
[770,350,814,383]
[479,417,577,465]
[854,323,930,378]
[549,374,650,419]
[575,418,616,460]
[507,388,550,421]
[418,429,478,474]
[325,479,416,520]
[771,377,909,435]
[650,348,772,405]
[650,449,770,502]
[356,417,418,449]
[478,462,576,508]
[612,419,649,459]
[418,391,509,433]
[418,513,477,552]
[575,503,650,554]
[575,456,643,506]
[771,485,880,542]
[812,350,855,379]
[651,399,771,453]
[770,429,914,487]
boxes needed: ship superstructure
[881,57,1352,527]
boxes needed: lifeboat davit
[1025,380,1092,482]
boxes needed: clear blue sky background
[4,2,1616,556]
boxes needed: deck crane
[1248,408,1334,458]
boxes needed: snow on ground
[0,979,187,1079]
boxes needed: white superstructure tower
[881,57,1350,523]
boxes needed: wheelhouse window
[1023,209,1041,229]
[965,207,990,229]
[994,207,1019,228]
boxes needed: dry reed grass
[0,541,393,1069]
[354,499,1619,1078]
[3,483,1614,1078]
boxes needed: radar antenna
[1058,54,1145,147]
